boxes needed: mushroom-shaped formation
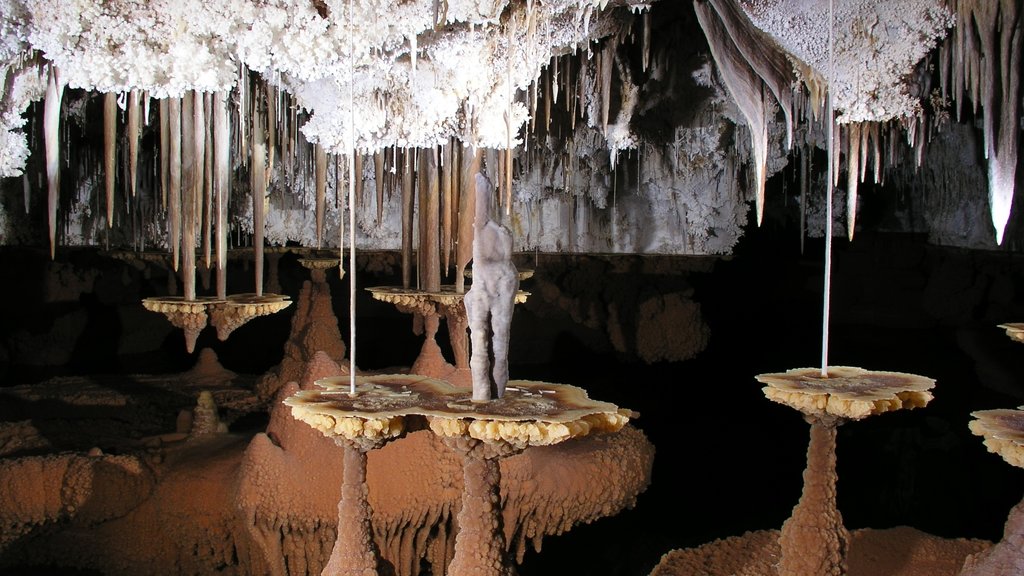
[755,366,936,576]
[366,286,529,386]
[961,407,1024,575]
[997,323,1024,345]
[141,296,223,353]
[236,359,651,576]
[207,293,292,341]
[285,375,456,575]
[424,381,630,576]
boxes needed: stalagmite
[104,92,116,228]
[128,90,140,199]
[401,149,414,289]
[169,96,182,271]
[694,0,770,225]
[44,66,62,260]
[374,150,385,225]
[214,92,229,300]
[315,143,327,249]
[846,122,861,241]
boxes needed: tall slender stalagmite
[456,145,479,294]
[315,143,327,249]
[103,91,117,228]
[44,67,63,260]
[128,90,140,199]
[401,148,415,289]
[214,92,230,300]
[180,92,197,301]
[169,96,182,271]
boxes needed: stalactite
[543,67,551,130]
[552,51,559,105]
[267,83,277,177]
[529,79,538,134]
[693,0,770,225]
[441,141,453,274]
[642,10,651,73]
[871,123,882,184]
[374,150,385,224]
[181,92,197,301]
[128,90,140,199]
[203,92,213,270]
[707,0,796,149]
[315,143,327,249]
[846,122,861,241]
[252,110,266,297]
[600,42,613,135]
[239,64,249,162]
[402,149,414,289]
[354,154,364,210]
[44,66,62,260]
[103,91,116,228]
[169,96,182,271]
[214,91,230,300]
[192,91,206,265]
[419,148,443,292]
[160,99,169,209]
[576,55,587,129]
[456,146,479,294]
[858,121,869,183]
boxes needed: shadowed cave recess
[1,0,1023,575]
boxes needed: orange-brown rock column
[779,416,849,576]
[447,442,516,576]
[322,442,380,576]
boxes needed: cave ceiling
[0,0,1019,255]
